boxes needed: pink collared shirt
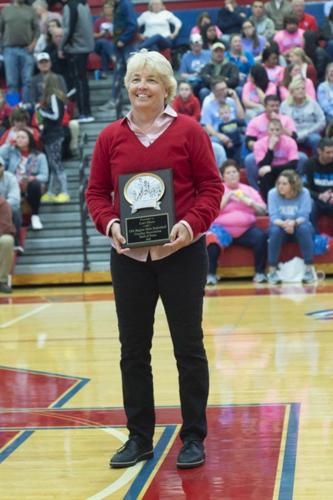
[106,105,195,262]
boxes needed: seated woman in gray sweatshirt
[280,76,325,156]
[267,169,316,285]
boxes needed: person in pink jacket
[206,159,267,285]
[253,118,299,200]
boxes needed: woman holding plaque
[86,50,223,470]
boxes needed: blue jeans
[138,34,171,51]
[94,38,114,73]
[112,43,136,100]
[298,133,322,156]
[211,140,226,168]
[244,152,308,191]
[268,222,314,266]
[3,47,35,103]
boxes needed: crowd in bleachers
[1,0,333,292]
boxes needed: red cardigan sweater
[86,114,223,238]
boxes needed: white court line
[0,303,51,329]
[87,428,143,500]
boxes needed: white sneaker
[31,214,43,230]
[98,100,116,111]
[206,274,218,286]
[253,273,267,283]
[77,115,95,123]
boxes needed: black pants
[67,53,91,116]
[310,198,333,233]
[111,237,209,445]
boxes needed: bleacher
[3,0,332,286]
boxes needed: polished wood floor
[0,279,333,499]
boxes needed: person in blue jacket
[99,0,138,111]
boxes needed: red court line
[1,285,333,305]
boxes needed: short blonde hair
[124,50,177,104]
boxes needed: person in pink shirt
[273,14,304,60]
[262,46,284,86]
[279,63,316,101]
[206,159,267,285]
[242,64,277,121]
[244,94,299,191]
[254,118,299,199]
[190,11,223,38]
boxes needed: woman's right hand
[110,222,130,254]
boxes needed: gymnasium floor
[0,279,333,499]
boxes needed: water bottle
[94,70,101,80]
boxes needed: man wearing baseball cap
[179,33,211,94]
[199,41,240,101]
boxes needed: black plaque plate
[119,168,175,248]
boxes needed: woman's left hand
[164,222,192,250]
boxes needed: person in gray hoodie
[280,76,325,155]
[60,0,95,122]
[0,156,22,251]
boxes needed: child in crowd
[39,74,70,203]
[0,109,41,148]
[253,118,298,200]
[217,102,245,163]
[172,81,201,121]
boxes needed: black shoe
[177,439,205,469]
[109,437,153,469]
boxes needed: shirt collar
[123,104,177,125]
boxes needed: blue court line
[278,402,301,500]
[123,425,177,500]
[0,366,90,463]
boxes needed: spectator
[0,0,39,103]
[244,94,298,190]
[225,34,255,85]
[137,0,182,52]
[253,118,299,200]
[217,103,245,163]
[304,137,333,232]
[199,42,240,101]
[288,47,317,85]
[60,0,95,123]
[32,0,62,34]
[31,51,79,158]
[267,169,316,284]
[262,45,285,86]
[206,159,267,285]
[319,6,333,62]
[273,14,304,60]
[249,0,275,40]
[32,0,62,53]
[201,77,244,155]
[317,63,333,123]
[172,81,201,122]
[38,73,69,203]
[190,11,222,39]
[0,90,12,137]
[45,25,72,88]
[179,33,211,95]
[217,0,247,43]
[241,19,267,62]
[0,128,48,230]
[291,0,317,32]
[99,0,137,112]
[200,23,221,50]
[93,1,114,80]
[265,0,293,31]
[0,156,22,252]
[0,196,15,294]
[0,108,40,147]
[242,64,277,121]
[279,63,316,101]
[280,76,325,155]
